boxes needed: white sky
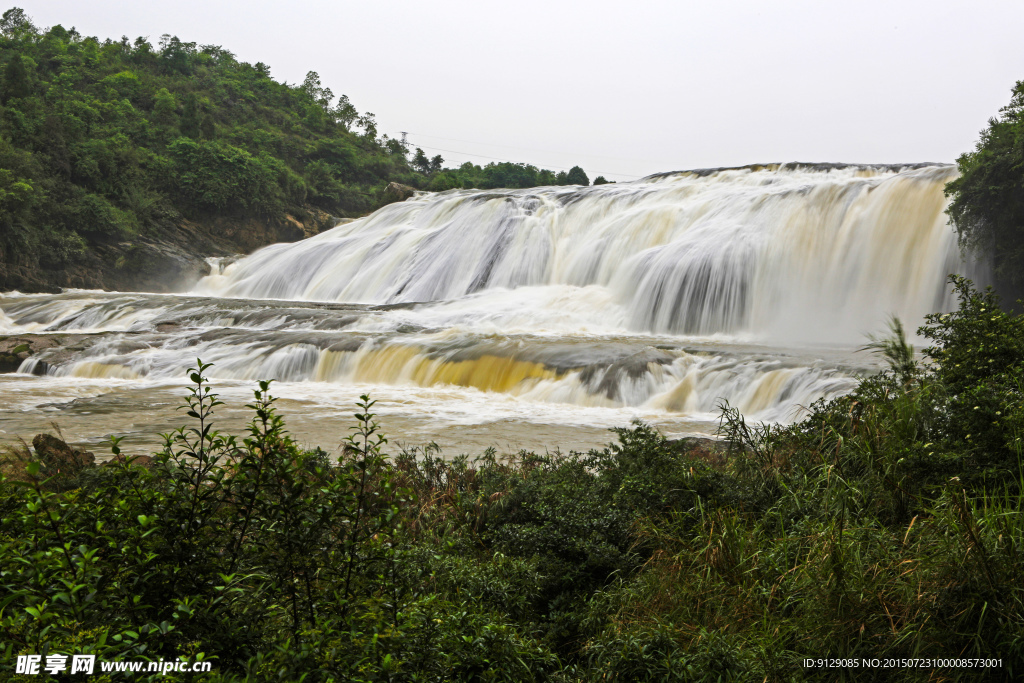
[11,0,1024,181]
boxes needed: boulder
[300,207,341,238]
[382,182,417,205]
[32,433,96,475]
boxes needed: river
[0,163,977,459]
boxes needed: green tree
[0,7,35,38]
[412,147,430,173]
[945,81,1024,302]
[0,169,35,225]
[158,34,196,75]
[301,70,333,109]
[593,175,613,185]
[199,111,215,140]
[332,93,357,130]
[356,111,376,138]
[151,87,178,129]
[169,138,282,215]
[565,165,589,186]
[180,91,200,138]
[2,54,32,100]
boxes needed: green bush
[169,138,284,215]
[4,278,1024,679]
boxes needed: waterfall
[196,163,971,341]
[0,163,979,450]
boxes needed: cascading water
[0,163,979,454]
[197,163,966,339]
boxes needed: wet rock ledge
[0,335,65,373]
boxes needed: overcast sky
[11,0,1024,181]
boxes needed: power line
[406,140,644,180]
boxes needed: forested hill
[0,8,593,293]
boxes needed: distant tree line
[410,149,594,191]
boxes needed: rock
[0,335,63,373]
[28,359,50,375]
[0,334,92,374]
[1,198,367,294]
[110,238,212,292]
[32,433,96,475]
[0,350,25,373]
[299,208,340,238]
[0,260,63,294]
[382,182,417,205]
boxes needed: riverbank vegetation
[0,7,591,292]
[2,276,1022,681]
[945,80,1024,304]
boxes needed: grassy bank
[1,277,1023,682]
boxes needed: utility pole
[400,131,408,148]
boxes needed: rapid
[0,163,978,456]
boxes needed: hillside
[0,8,591,293]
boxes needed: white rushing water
[197,163,967,341]
[0,163,980,454]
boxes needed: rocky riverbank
[0,208,339,295]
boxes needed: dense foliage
[0,7,591,291]
[0,8,396,262]
[945,81,1024,302]
[415,158,592,192]
[2,276,1023,681]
